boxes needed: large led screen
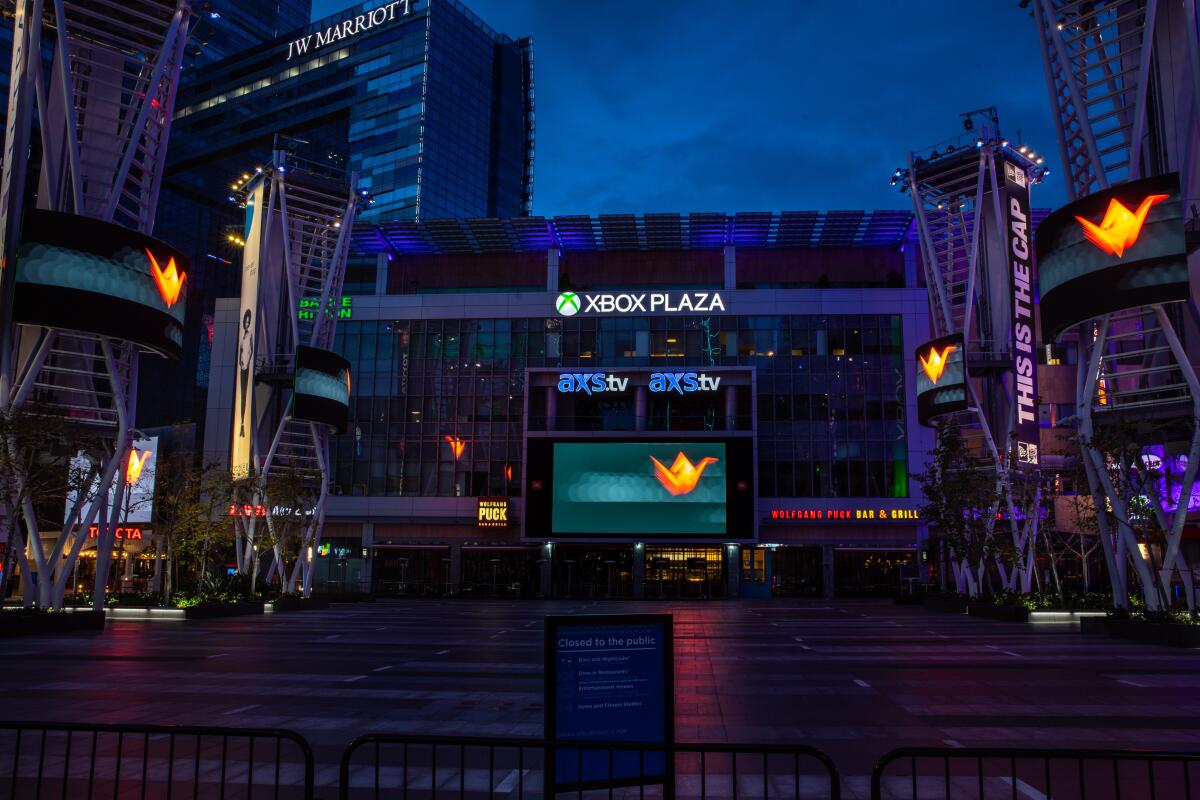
[915,333,968,426]
[292,346,351,434]
[552,442,727,535]
[13,210,188,359]
[1036,173,1186,338]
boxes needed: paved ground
[3,599,1199,795]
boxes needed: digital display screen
[291,345,351,434]
[551,442,726,535]
[915,333,968,426]
[1036,172,1186,338]
[13,210,187,359]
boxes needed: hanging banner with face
[231,181,266,479]
[998,157,1039,470]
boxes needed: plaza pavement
[3,598,1199,796]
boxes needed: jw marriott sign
[286,0,412,61]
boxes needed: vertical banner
[999,157,1039,470]
[231,181,265,478]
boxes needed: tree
[259,465,322,596]
[916,423,1005,597]
[152,444,236,604]
[0,400,109,609]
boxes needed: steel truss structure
[0,0,191,608]
[1033,0,1200,609]
[901,116,1046,595]
[235,151,361,596]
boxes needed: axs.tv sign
[558,371,723,395]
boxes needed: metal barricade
[339,734,841,800]
[871,746,1200,799]
[0,721,315,800]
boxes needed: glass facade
[143,0,534,429]
[330,313,908,500]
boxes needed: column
[821,544,835,599]
[150,536,163,593]
[361,521,374,593]
[375,252,389,295]
[539,543,553,598]
[547,248,559,293]
[726,544,740,598]
[723,244,736,290]
[632,543,645,598]
[449,542,463,597]
[635,385,648,431]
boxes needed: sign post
[545,613,674,793]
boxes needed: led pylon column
[230,148,361,596]
[896,109,1048,594]
[0,0,191,609]
[1032,0,1200,611]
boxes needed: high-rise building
[146,0,535,430]
[184,0,312,67]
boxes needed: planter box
[923,595,968,613]
[271,596,331,612]
[0,610,105,637]
[1083,617,1200,648]
[181,600,265,620]
[967,602,1031,623]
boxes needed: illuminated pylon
[1031,0,1200,612]
[895,108,1046,597]
[231,148,362,598]
[0,0,192,611]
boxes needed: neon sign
[229,504,267,517]
[298,295,352,320]
[650,452,718,496]
[557,372,722,395]
[286,0,411,61]
[1075,194,1169,258]
[477,497,510,528]
[88,526,143,540]
[767,507,921,522]
[555,291,725,317]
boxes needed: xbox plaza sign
[555,290,726,316]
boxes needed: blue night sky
[310,0,1067,216]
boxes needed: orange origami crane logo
[126,449,152,485]
[444,435,466,460]
[650,452,718,497]
[146,248,186,307]
[918,344,957,385]
[1075,194,1168,258]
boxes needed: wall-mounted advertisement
[231,182,266,478]
[1036,172,1187,339]
[13,211,187,358]
[998,157,1039,470]
[291,345,351,434]
[64,437,158,525]
[553,442,726,535]
[915,333,967,426]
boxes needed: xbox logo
[555,291,580,316]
